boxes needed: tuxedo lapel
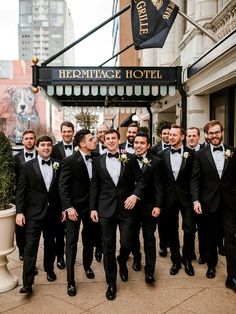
[164,149,174,179]
[32,159,47,190]
[59,142,66,159]
[205,147,219,174]
[19,151,25,163]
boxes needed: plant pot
[0,205,18,293]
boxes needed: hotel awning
[32,65,183,107]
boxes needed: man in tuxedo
[90,129,145,300]
[132,132,163,283]
[14,129,37,262]
[93,123,110,262]
[51,121,75,270]
[158,124,195,277]
[16,135,63,294]
[119,123,139,154]
[191,120,236,291]
[150,122,171,258]
[59,129,97,297]
[186,127,206,264]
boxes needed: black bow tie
[65,144,72,150]
[171,148,181,154]
[128,143,133,148]
[108,152,119,158]
[136,155,143,161]
[42,159,51,166]
[213,146,223,152]
[25,152,33,158]
[101,144,106,150]
[85,154,93,161]
[164,144,170,148]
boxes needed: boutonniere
[74,146,79,152]
[141,157,151,167]
[183,151,190,159]
[119,153,129,165]
[224,149,233,159]
[52,162,60,171]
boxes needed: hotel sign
[36,66,181,86]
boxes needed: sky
[0,0,114,65]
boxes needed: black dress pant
[15,224,26,255]
[167,204,195,264]
[66,211,94,282]
[100,213,135,285]
[55,220,66,259]
[222,209,236,278]
[23,212,56,286]
[132,214,157,276]
[157,209,169,250]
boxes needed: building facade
[113,0,236,145]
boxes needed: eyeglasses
[207,130,221,136]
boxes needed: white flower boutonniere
[119,153,129,165]
[74,146,79,152]
[141,157,151,167]
[52,162,60,171]
[224,149,233,159]
[183,152,190,159]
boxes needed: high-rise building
[18,0,74,65]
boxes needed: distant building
[18,0,74,65]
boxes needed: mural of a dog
[7,86,40,142]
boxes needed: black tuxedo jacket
[158,147,194,209]
[137,153,163,216]
[191,144,236,213]
[150,142,163,155]
[51,141,75,161]
[59,150,96,215]
[14,150,37,183]
[16,157,62,220]
[90,152,145,218]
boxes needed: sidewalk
[1,233,236,314]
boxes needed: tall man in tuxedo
[119,123,139,154]
[90,129,145,301]
[14,129,37,262]
[51,121,75,270]
[132,132,163,283]
[150,122,172,257]
[191,120,236,291]
[59,129,97,297]
[158,125,195,277]
[16,135,63,294]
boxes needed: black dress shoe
[159,248,168,257]
[85,267,95,279]
[47,270,57,282]
[170,263,181,275]
[225,276,236,292]
[67,281,77,296]
[95,248,102,262]
[145,275,155,284]
[132,260,141,271]
[206,267,216,279]
[57,257,65,269]
[106,284,117,301]
[119,265,128,282]
[184,261,194,276]
[198,256,207,264]
[20,285,33,294]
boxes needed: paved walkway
[1,232,236,314]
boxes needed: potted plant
[0,131,18,293]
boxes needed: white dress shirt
[38,156,53,191]
[63,141,73,157]
[210,144,225,178]
[170,146,183,180]
[24,149,36,162]
[106,152,121,186]
[80,149,93,180]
